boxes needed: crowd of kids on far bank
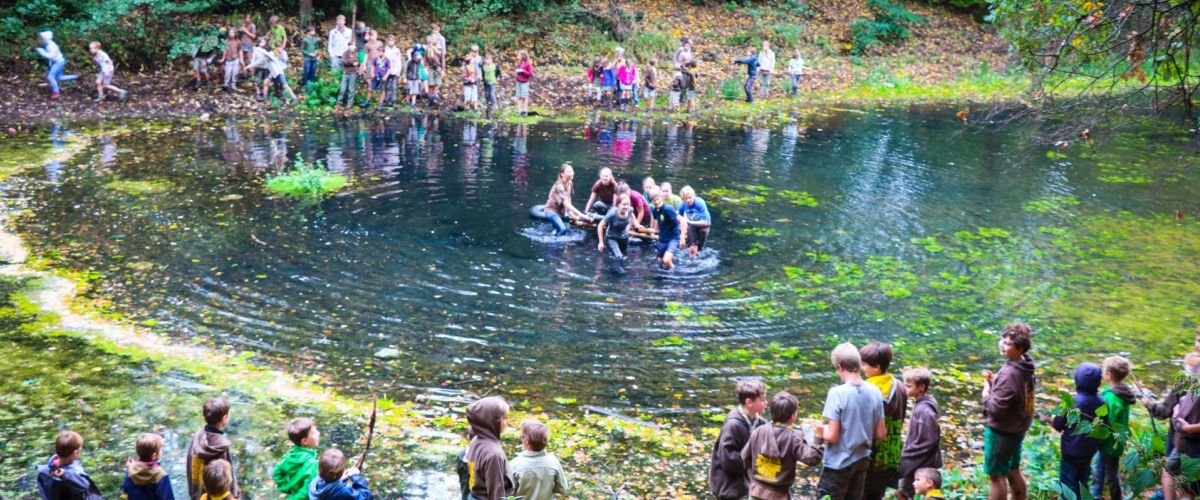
[32,323,1200,500]
[31,13,808,114]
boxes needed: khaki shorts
[427,68,442,86]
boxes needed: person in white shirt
[788,49,805,97]
[758,40,776,99]
[327,15,352,69]
[427,23,447,56]
[88,41,127,101]
[36,31,78,99]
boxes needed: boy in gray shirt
[510,419,568,500]
[818,342,886,500]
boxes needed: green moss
[265,156,348,199]
[105,179,174,196]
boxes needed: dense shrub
[849,0,925,54]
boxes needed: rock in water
[374,347,402,359]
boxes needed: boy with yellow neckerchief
[740,391,823,500]
[861,342,907,500]
[913,468,945,499]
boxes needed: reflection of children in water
[511,123,529,190]
[612,121,634,164]
[424,117,443,175]
[99,135,117,168]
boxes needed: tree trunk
[300,0,313,25]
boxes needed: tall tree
[990,0,1200,141]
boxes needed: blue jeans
[743,75,754,103]
[47,59,78,94]
[790,74,801,96]
[300,58,318,89]
[546,212,568,235]
[1091,453,1122,500]
[1060,455,1092,499]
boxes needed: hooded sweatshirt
[36,455,104,500]
[708,407,766,500]
[272,446,318,500]
[121,460,175,500]
[899,395,942,479]
[867,373,907,472]
[1098,383,1138,457]
[739,423,823,500]
[307,474,373,500]
[187,426,239,500]
[984,353,1037,435]
[1051,362,1104,459]
[465,397,513,500]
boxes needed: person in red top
[617,181,650,229]
[515,50,534,116]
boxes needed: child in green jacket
[1092,356,1136,500]
[273,417,321,500]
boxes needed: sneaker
[50,92,60,100]
[93,95,105,102]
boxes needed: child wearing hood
[36,430,104,500]
[981,322,1036,500]
[36,31,79,99]
[307,448,373,500]
[272,417,320,500]
[708,379,768,500]
[860,342,907,500]
[1050,362,1103,498]
[465,396,514,500]
[740,391,824,500]
[898,368,942,500]
[1091,356,1136,500]
[187,397,239,500]
[122,433,175,500]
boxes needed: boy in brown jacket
[981,322,1036,500]
[187,397,239,499]
[709,380,767,499]
[741,391,824,500]
[464,396,513,499]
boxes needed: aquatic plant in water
[265,155,348,200]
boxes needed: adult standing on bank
[328,15,351,69]
[36,31,77,99]
[758,40,775,99]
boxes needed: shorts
[515,82,529,97]
[643,88,656,99]
[601,85,614,92]
[97,72,113,85]
[686,225,709,250]
[272,74,288,86]
[463,84,478,103]
[684,90,696,102]
[408,80,421,95]
[817,457,871,500]
[427,68,442,86]
[655,238,679,258]
[619,83,633,91]
[254,68,269,83]
[193,58,208,72]
[242,43,253,53]
[983,427,1024,477]
[669,91,680,107]
[370,77,385,90]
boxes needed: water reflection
[13,110,1200,420]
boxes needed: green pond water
[3,109,1200,496]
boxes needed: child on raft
[543,163,586,236]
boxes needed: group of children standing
[733,41,806,104]
[709,339,945,500]
[32,324,1200,499]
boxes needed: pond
[7,109,1200,431]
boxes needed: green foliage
[719,78,743,100]
[265,155,348,200]
[849,0,925,55]
[300,67,345,110]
